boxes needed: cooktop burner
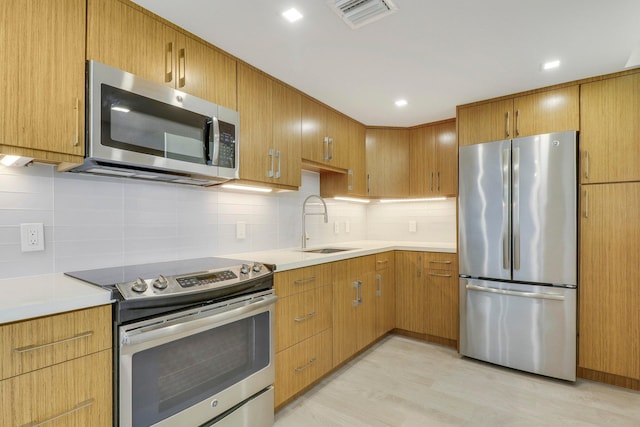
[65,257,271,300]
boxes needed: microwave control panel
[218,120,236,169]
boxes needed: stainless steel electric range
[66,257,277,427]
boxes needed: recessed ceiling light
[395,99,408,107]
[543,60,560,70]
[282,8,303,22]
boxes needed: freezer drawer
[459,278,576,381]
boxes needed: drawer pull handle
[14,331,94,353]
[294,358,317,372]
[21,399,94,427]
[428,260,452,264]
[376,259,389,265]
[294,276,316,285]
[294,311,317,322]
[428,273,452,278]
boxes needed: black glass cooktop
[64,257,248,288]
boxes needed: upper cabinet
[319,119,367,197]
[87,0,237,109]
[366,128,410,198]
[457,86,579,146]
[237,64,301,189]
[409,120,457,197]
[0,0,85,163]
[580,73,640,184]
[301,97,349,169]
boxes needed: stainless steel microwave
[69,61,239,186]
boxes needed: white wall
[0,164,455,280]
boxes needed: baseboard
[577,367,640,391]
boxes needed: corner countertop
[225,240,456,272]
[0,274,113,324]
[0,240,455,324]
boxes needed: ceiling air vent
[328,0,398,29]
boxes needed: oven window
[130,312,270,426]
[101,84,211,164]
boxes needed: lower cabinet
[374,252,396,338]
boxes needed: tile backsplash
[0,164,455,279]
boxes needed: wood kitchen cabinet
[580,73,640,184]
[374,252,396,338]
[332,256,377,367]
[409,119,457,197]
[237,64,301,189]
[366,128,410,198]
[0,0,85,164]
[320,119,367,197]
[578,182,640,384]
[457,86,579,146]
[301,97,349,170]
[274,264,332,407]
[395,251,458,347]
[0,305,113,426]
[87,0,237,109]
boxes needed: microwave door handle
[203,118,213,164]
[211,117,220,166]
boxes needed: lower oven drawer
[204,386,274,427]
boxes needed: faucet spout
[302,195,328,249]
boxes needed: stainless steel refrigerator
[458,131,577,381]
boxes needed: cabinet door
[353,256,377,351]
[374,252,396,337]
[301,97,328,164]
[0,0,85,157]
[0,349,112,426]
[395,251,425,333]
[580,74,640,184]
[366,128,410,197]
[349,120,368,196]
[327,110,350,169]
[424,253,458,341]
[513,86,579,138]
[237,64,273,183]
[409,126,435,197]
[457,99,513,146]
[434,121,458,196]
[579,183,640,380]
[272,82,302,187]
[332,260,359,366]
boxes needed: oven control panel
[115,262,271,300]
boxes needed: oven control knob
[252,263,262,273]
[132,278,148,293]
[153,275,168,290]
[240,264,250,275]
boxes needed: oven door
[118,292,276,427]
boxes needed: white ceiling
[132,0,640,127]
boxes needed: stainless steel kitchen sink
[303,247,357,254]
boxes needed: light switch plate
[409,220,417,233]
[236,221,246,239]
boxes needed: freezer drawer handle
[466,284,565,301]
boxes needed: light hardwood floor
[274,335,640,426]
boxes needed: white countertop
[0,240,455,324]
[225,240,456,272]
[0,273,113,324]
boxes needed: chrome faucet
[302,195,328,249]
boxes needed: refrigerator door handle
[512,146,521,270]
[465,284,565,301]
[501,147,510,270]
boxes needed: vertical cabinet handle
[417,256,422,277]
[376,274,382,297]
[267,148,274,178]
[73,98,80,146]
[437,171,440,192]
[505,111,510,137]
[584,189,589,218]
[353,280,360,306]
[584,151,589,180]
[275,150,281,179]
[348,169,354,191]
[367,174,371,194]
[178,48,186,88]
[430,172,434,192]
[328,137,334,160]
[165,42,173,83]
[323,136,329,161]
[515,109,521,136]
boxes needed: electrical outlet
[409,221,417,233]
[236,221,246,239]
[334,221,340,234]
[20,223,44,252]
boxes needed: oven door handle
[121,294,278,347]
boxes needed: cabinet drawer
[275,328,332,407]
[0,349,112,426]
[375,252,394,271]
[275,263,332,298]
[275,285,332,352]
[0,305,112,380]
[424,252,457,271]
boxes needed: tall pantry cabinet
[577,72,640,389]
